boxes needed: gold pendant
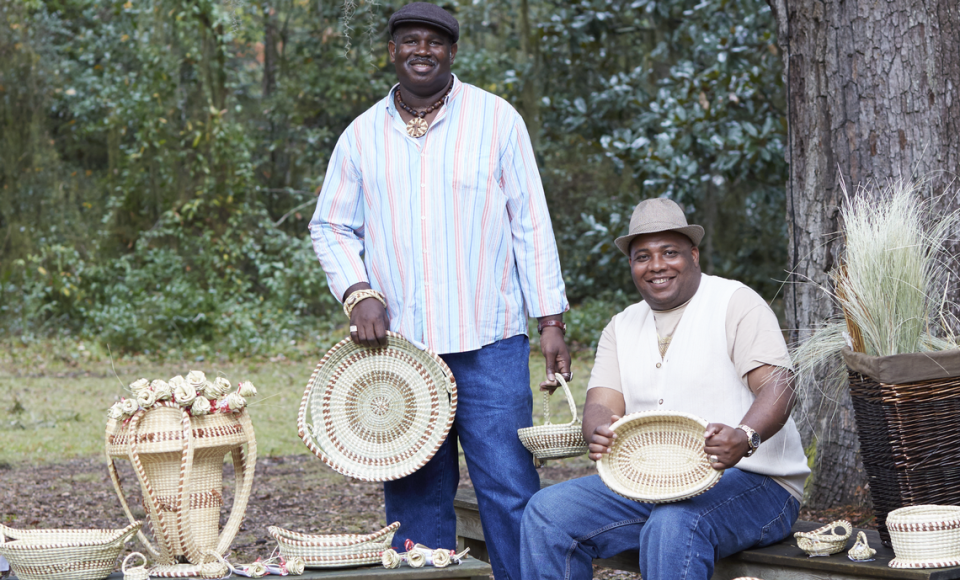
[406,117,428,138]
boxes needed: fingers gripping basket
[517,375,588,462]
[298,332,457,482]
[105,402,257,570]
[268,522,400,568]
[0,521,141,580]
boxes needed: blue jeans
[520,469,799,580]
[384,334,540,580]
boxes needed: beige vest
[614,274,809,498]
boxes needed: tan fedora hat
[614,198,705,256]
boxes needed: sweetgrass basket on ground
[598,411,722,503]
[844,347,960,547]
[268,522,400,568]
[298,331,457,482]
[105,402,257,570]
[0,521,141,580]
[794,520,852,556]
[517,374,588,463]
[887,505,960,569]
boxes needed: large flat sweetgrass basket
[598,411,722,503]
[517,375,588,462]
[268,522,400,568]
[0,521,141,580]
[298,331,457,482]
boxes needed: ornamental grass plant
[792,179,960,400]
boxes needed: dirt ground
[0,455,875,578]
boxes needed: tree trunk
[769,0,960,508]
[518,0,541,148]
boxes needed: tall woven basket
[844,347,960,547]
[105,402,257,569]
[517,375,588,463]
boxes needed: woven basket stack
[106,400,257,574]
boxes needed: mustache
[408,57,436,66]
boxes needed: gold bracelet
[343,288,387,319]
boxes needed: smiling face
[388,24,457,99]
[629,231,702,311]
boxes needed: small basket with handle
[517,375,588,464]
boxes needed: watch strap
[737,424,760,457]
[537,320,566,335]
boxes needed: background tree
[1,0,790,361]
[769,0,960,507]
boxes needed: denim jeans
[384,334,540,580]
[520,469,799,580]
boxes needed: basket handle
[214,408,258,557]
[542,374,580,426]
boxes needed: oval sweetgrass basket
[597,410,722,503]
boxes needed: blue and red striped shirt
[308,75,568,354]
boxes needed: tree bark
[770,0,960,508]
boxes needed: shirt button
[421,216,426,220]
[659,399,664,405]
[656,362,662,368]
[420,183,426,188]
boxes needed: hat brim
[389,18,458,43]
[614,225,705,257]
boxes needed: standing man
[308,3,570,578]
[520,198,809,579]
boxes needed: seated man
[520,198,810,580]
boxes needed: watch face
[749,431,761,448]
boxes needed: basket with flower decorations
[105,371,258,578]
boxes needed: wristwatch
[737,424,761,457]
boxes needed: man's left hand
[703,423,750,469]
[538,326,572,392]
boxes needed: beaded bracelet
[343,288,387,318]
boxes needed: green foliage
[1,0,788,355]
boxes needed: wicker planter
[844,347,960,547]
[105,402,257,569]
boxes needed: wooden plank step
[8,556,493,580]
[455,484,960,579]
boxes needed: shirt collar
[386,73,462,117]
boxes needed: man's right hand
[345,283,389,347]
[587,414,621,461]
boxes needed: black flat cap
[388,2,459,43]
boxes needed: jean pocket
[758,498,799,547]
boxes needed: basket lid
[298,332,457,482]
[597,411,722,503]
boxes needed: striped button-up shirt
[308,75,568,354]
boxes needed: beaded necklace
[395,78,453,137]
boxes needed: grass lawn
[0,340,597,465]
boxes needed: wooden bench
[8,557,493,580]
[454,484,960,579]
